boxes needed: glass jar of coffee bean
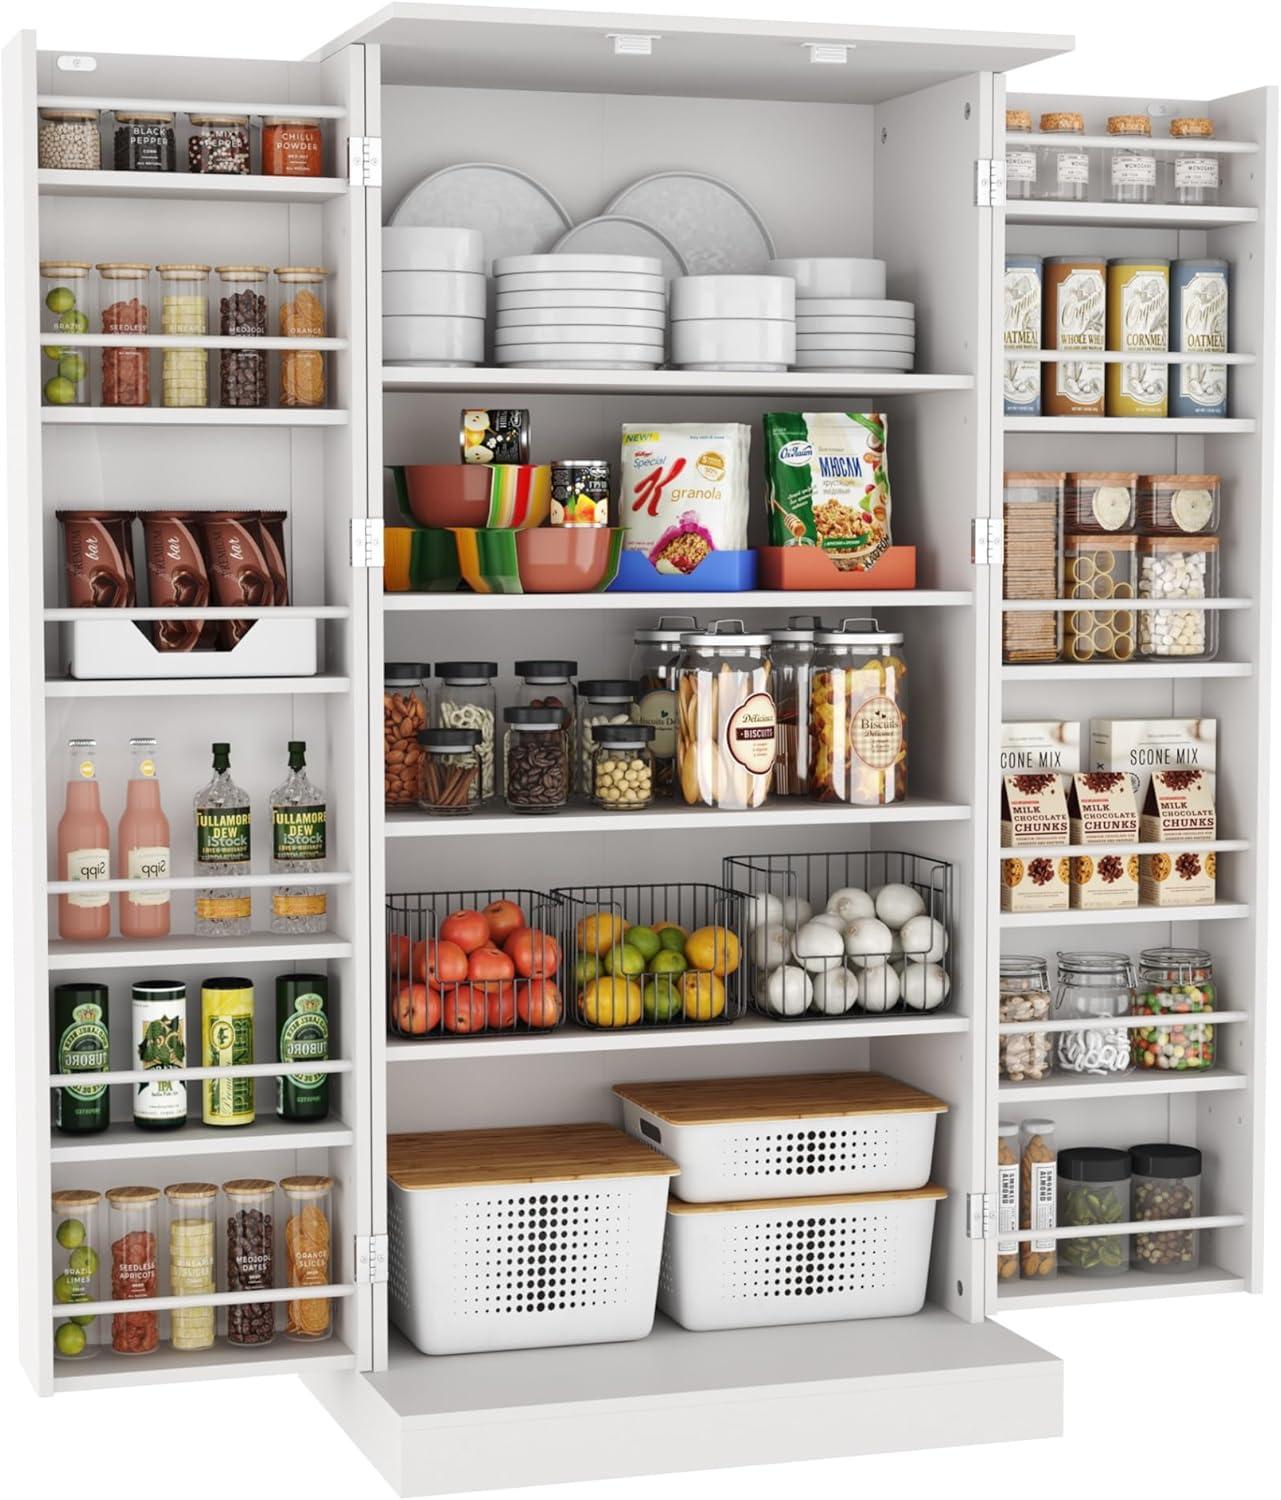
[216,266,269,408]
[503,707,571,814]
[223,1179,276,1347]
[590,723,655,810]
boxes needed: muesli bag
[619,423,751,574]
[763,411,892,570]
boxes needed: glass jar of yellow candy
[809,618,908,806]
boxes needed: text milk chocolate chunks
[58,510,137,609]
[1067,772,1140,910]
[1000,773,1070,914]
[141,510,214,651]
[1140,770,1217,907]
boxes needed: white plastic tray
[62,615,318,679]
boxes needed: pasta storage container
[809,618,908,806]
[658,1184,946,1332]
[676,621,775,810]
[386,1124,678,1355]
[614,1071,946,1203]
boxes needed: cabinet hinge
[974,158,1007,207]
[354,1233,389,1283]
[347,135,383,187]
[966,1192,995,1240]
[351,517,385,568]
[971,516,1004,566]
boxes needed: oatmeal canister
[1106,259,1170,418]
[1042,256,1105,416]
[1004,255,1042,416]
[1171,259,1229,418]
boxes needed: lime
[574,953,602,987]
[55,1218,85,1250]
[54,1322,86,1358]
[625,925,661,963]
[45,285,76,315]
[53,1273,79,1304]
[604,943,646,978]
[56,309,89,335]
[44,376,77,406]
[68,1245,98,1277]
[657,926,687,953]
[70,1307,96,1328]
[642,974,683,1023]
[58,352,87,383]
[43,344,63,361]
[649,947,688,977]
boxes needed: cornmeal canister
[1106,258,1170,418]
[1043,256,1106,416]
[1170,259,1229,418]
[1004,255,1042,417]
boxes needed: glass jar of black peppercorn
[188,114,250,174]
[216,266,269,408]
[113,111,176,172]
[223,1178,276,1346]
[503,707,571,813]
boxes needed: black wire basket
[722,851,953,1022]
[386,888,566,1039]
[553,882,748,1029]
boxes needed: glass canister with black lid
[1131,1143,1201,1271]
[577,680,639,791]
[417,727,484,816]
[630,617,695,798]
[383,662,429,809]
[591,723,655,810]
[809,618,907,806]
[1057,1147,1131,1276]
[433,662,497,799]
[770,615,823,798]
[503,706,572,813]
[1054,951,1136,1075]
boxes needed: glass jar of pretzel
[1062,533,1137,664]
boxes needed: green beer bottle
[53,982,110,1134]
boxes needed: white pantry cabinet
[2,5,1272,1494]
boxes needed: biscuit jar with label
[809,618,908,806]
[676,621,775,810]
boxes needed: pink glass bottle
[57,738,111,941]
[118,737,170,939]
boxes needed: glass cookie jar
[809,618,907,806]
[676,621,776,811]
[1054,951,1136,1075]
[999,954,1054,1083]
[1132,947,1216,1072]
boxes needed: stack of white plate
[492,254,667,369]
[669,275,795,372]
[766,257,915,372]
[383,227,486,366]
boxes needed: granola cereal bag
[619,423,751,574]
[763,411,891,570]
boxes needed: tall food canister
[676,621,776,810]
[40,260,93,408]
[1042,256,1105,416]
[1004,110,1037,200]
[164,1182,217,1352]
[1106,259,1170,418]
[768,615,820,796]
[276,973,330,1121]
[629,616,695,798]
[51,1189,102,1360]
[1004,255,1042,416]
[1170,259,1229,418]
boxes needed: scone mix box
[1066,772,1140,910]
[1140,769,1217,906]
[1089,718,1217,805]
[999,723,1078,913]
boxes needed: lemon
[576,910,628,955]
[685,925,740,977]
[681,970,726,1022]
[579,976,642,1028]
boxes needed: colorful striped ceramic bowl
[398,464,552,529]
[450,527,624,594]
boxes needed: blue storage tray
[607,549,758,592]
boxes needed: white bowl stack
[768,258,915,373]
[492,254,667,369]
[670,275,795,372]
[383,227,486,366]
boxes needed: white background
[0,2,1277,1497]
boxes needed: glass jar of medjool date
[216,266,269,408]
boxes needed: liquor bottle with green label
[270,741,328,934]
[53,982,110,1134]
[193,742,251,936]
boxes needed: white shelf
[37,168,349,202]
[1001,599,1251,612]
[998,1011,1248,1035]
[49,1115,356,1162]
[50,1060,353,1087]
[41,406,349,427]
[381,365,975,397]
[37,93,347,117]
[996,839,1248,858]
[39,333,346,351]
[46,871,353,894]
[1002,661,1252,680]
[1005,416,1256,434]
[53,1338,356,1392]
[1010,133,1259,154]
[43,604,348,622]
[47,931,354,971]
[996,1264,1245,1310]
[45,675,349,697]
[385,796,972,838]
[997,1069,1247,1102]
[999,901,1249,928]
[1026,350,1255,365]
[1005,200,1260,229]
[385,1010,969,1062]
[385,589,974,613]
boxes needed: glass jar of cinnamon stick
[416,728,484,816]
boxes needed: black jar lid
[514,660,578,678]
[593,723,655,744]
[1130,1143,1201,1178]
[504,706,564,727]
[385,662,429,679]
[435,661,497,679]
[579,679,639,699]
[1058,1146,1131,1183]
[417,728,481,749]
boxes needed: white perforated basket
[658,1187,945,1331]
[387,1124,677,1356]
[615,1072,947,1204]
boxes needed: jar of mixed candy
[810,618,907,806]
[999,954,1054,1083]
[51,1188,101,1360]
[1057,1147,1130,1276]
[1054,951,1136,1075]
[1132,946,1216,1071]
[1131,1143,1201,1272]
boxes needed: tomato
[388,933,412,981]
[441,908,490,954]
[394,982,440,1037]
[516,978,563,1029]
[481,982,517,1030]
[441,985,487,1034]
[417,938,468,986]
[469,944,516,983]
[505,927,561,979]
[482,898,526,945]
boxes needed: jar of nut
[1131,1143,1202,1272]
[999,954,1054,1083]
[1019,1118,1057,1281]
[997,1122,1020,1282]
[577,679,640,790]
[1062,534,1137,663]
[383,663,429,809]
[590,723,655,810]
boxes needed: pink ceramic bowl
[401,464,551,529]
[514,527,622,592]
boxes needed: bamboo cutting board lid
[388,1122,679,1191]
[612,1071,948,1125]
[666,1183,948,1215]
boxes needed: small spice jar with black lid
[503,707,571,814]
[591,723,655,810]
[1057,1147,1131,1276]
[417,728,484,816]
[1131,1143,1202,1271]
[113,110,176,172]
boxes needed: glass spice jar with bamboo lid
[281,1175,333,1341]
[1106,114,1157,204]
[1005,108,1036,200]
[275,266,329,409]
[164,1182,217,1353]
[1170,117,1219,205]
[1037,111,1089,201]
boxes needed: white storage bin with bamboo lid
[386,1123,678,1355]
[658,1183,947,1332]
[613,1071,947,1203]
